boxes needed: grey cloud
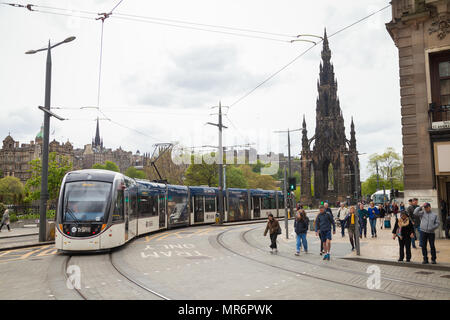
[124,44,263,108]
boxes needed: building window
[430,50,450,122]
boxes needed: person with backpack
[368,202,379,238]
[315,205,336,261]
[414,203,440,264]
[337,202,348,238]
[264,213,281,254]
[392,211,415,262]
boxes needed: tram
[55,169,285,251]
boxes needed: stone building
[300,30,360,206]
[0,125,74,182]
[0,120,143,183]
[386,0,450,233]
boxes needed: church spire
[350,116,356,150]
[302,114,309,151]
[93,117,103,150]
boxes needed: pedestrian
[392,211,415,262]
[445,211,450,239]
[399,202,405,212]
[264,213,281,254]
[0,209,11,232]
[368,202,379,238]
[315,205,336,261]
[337,202,348,238]
[324,202,332,215]
[378,204,386,229]
[407,198,420,249]
[357,203,368,238]
[343,206,358,251]
[414,203,440,264]
[294,210,309,255]
[392,202,399,220]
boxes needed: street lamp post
[26,36,75,242]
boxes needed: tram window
[139,194,158,217]
[205,196,216,212]
[113,189,124,221]
[168,194,188,224]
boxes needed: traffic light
[288,177,296,191]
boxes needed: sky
[0,0,401,180]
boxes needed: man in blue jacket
[315,205,336,261]
[368,202,379,238]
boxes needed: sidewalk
[334,218,450,265]
[0,227,53,251]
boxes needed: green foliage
[25,152,72,202]
[0,176,25,204]
[225,166,248,188]
[361,174,404,197]
[125,166,147,179]
[184,155,218,187]
[363,147,404,197]
[92,161,119,172]
[240,165,277,190]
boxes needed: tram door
[158,195,166,229]
[124,190,130,241]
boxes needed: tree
[92,161,119,172]
[25,152,73,202]
[184,155,218,187]
[224,166,248,188]
[125,166,147,179]
[368,147,403,181]
[0,176,25,204]
[364,147,404,196]
[240,165,277,190]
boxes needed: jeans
[369,218,377,236]
[296,233,308,252]
[339,220,345,236]
[359,218,367,237]
[411,225,422,248]
[421,231,436,262]
[398,237,411,261]
[270,233,278,249]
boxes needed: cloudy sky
[0,0,401,180]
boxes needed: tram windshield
[63,181,111,223]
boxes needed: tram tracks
[62,252,170,300]
[242,227,450,294]
[215,226,449,300]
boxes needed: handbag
[277,226,282,234]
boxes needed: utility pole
[26,36,75,242]
[274,128,301,219]
[283,168,288,239]
[207,102,228,225]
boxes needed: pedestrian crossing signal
[288,177,296,191]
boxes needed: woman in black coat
[392,211,415,262]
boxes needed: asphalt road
[0,222,449,300]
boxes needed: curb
[0,241,55,252]
[0,233,39,240]
[342,256,450,272]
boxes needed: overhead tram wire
[228,4,391,109]
[1,2,294,43]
